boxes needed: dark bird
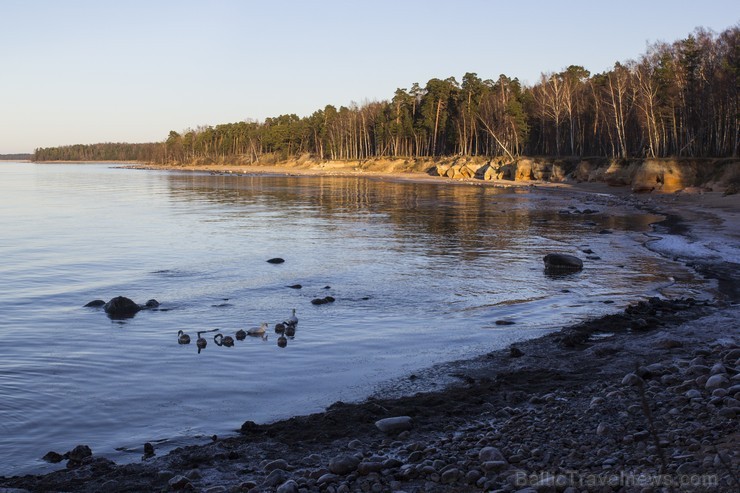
[214,333,234,347]
[196,333,207,351]
[177,330,191,345]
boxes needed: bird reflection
[214,333,234,347]
[277,335,287,348]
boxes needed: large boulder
[543,253,583,272]
[104,296,141,319]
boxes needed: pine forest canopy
[34,26,739,163]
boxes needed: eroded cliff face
[429,157,739,193]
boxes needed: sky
[0,0,737,154]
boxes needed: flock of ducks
[177,309,298,352]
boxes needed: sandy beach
[2,164,738,492]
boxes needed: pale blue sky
[0,0,737,153]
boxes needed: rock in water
[104,296,141,319]
[543,253,583,272]
[42,451,65,463]
[84,299,106,308]
[267,257,285,264]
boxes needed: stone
[712,388,728,398]
[685,389,702,399]
[621,373,644,387]
[543,253,583,272]
[276,480,300,493]
[710,362,726,375]
[479,446,507,463]
[265,459,290,472]
[103,296,141,319]
[329,454,360,475]
[481,460,508,472]
[267,257,285,264]
[705,374,729,390]
[67,444,92,462]
[168,475,192,490]
[203,487,227,493]
[262,469,289,487]
[347,439,364,450]
[375,416,413,434]
[84,299,105,307]
[157,470,175,480]
[312,296,337,305]
[42,451,65,463]
[441,468,460,484]
[317,473,339,485]
[656,338,683,349]
[357,461,384,475]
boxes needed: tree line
[35,26,738,163]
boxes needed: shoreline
[1,166,738,492]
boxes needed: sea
[0,162,709,475]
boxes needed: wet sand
[2,164,738,492]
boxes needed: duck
[235,328,247,341]
[274,323,285,334]
[246,322,269,336]
[285,324,296,337]
[196,332,207,350]
[214,333,234,347]
[277,335,288,348]
[285,309,298,328]
[177,330,191,345]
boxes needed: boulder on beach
[375,416,413,434]
[543,253,583,272]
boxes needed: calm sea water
[0,163,707,475]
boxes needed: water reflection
[165,173,661,264]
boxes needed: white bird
[246,322,269,336]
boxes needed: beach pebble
[347,439,364,450]
[202,487,226,493]
[441,468,460,483]
[356,461,384,475]
[262,469,289,487]
[265,459,290,472]
[621,373,643,386]
[317,473,339,485]
[479,446,507,463]
[276,480,300,493]
[684,390,702,403]
[329,454,360,475]
[167,475,192,490]
[375,416,412,434]
[705,374,729,390]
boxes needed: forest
[34,26,738,163]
